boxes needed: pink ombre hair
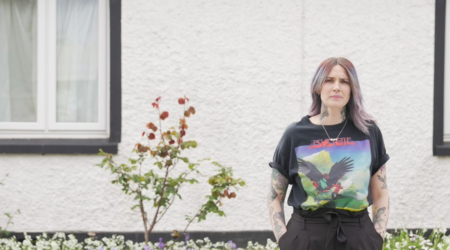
[308,57,375,134]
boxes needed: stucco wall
[1,0,447,233]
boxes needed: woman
[267,57,389,250]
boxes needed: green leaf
[131,175,141,183]
[163,191,170,198]
[155,162,163,169]
[179,157,189,163]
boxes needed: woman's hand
[370,164,390,239]
[267,169,289,242]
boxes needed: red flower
[155,96,161,102]
[188,106,196,115]
[169,140,175,145]
[152,102,159,109]
[148,133,155,140]
[146,122,158,132]
[180,129,186,136]
[178,98,185,105]
[135,143,149,153]
[160,111,169,120]
[142,131,145,137]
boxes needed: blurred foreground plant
[96,96,245,245]
[0,174,20,239]
[1,228,450,250]
[382,227,449,250]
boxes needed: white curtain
[0,0,37,122]
[57,0,98,123]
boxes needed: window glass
[57,0,98,123]
[0,0,37,122]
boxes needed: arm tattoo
[267,184,278,206]
[373,207,386,230]
[275,174,289,197]
[376,174,387,189]
[267,169,289,240]
[377,165,387,189]
[273,211,285,237]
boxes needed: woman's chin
[323,103,346,110]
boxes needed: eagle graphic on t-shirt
[298,157,354,196]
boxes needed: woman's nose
[333,81,341,91]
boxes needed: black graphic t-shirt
[269,115,389,211]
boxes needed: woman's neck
[319,104,346,125]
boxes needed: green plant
[0,174,20,239]
[383,228,449,250]
[96,96,245,246]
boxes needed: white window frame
[0,0,109,139]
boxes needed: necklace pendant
[330,138,337,142]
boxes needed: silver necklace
[320,118,348,142]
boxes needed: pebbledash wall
[1,0,449,240]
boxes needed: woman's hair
[308,57,375,134]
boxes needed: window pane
[57,0,98,123]
[0,0,37,122]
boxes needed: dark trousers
[278,208,384,250]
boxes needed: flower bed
[1,229,449,250]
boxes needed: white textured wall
[1,0,448,233]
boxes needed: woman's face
[318,65,352,110]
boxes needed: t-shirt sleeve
[269,124,295,184]
[371,122,390,176]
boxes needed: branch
[182,199,222,236]
[147,165,170,234]
[155,184,181,224]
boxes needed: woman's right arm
[267,168,289,242]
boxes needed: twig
[181,199,222,236]
[147,166,170,234]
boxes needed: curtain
[0,0,37,122]
[57,0,98,123]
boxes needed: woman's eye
[342,81,349,84]
[325,79,332,82]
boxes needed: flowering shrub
[96,96,245,245]
[383,228,449,250]
[0,228,449,250]
[0,233,276,250]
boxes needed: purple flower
[144,246,151,250]
[99,247,106,250]
[185,233,190,242]
[158,238,165,249]
[227,240,237,249]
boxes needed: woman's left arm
[370,164,390,239]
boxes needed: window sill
[433,142,450,156]
[0,139,118,154]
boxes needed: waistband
[293,207,370,250]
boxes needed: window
[0,0,121,154]
[434,0,450,155]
